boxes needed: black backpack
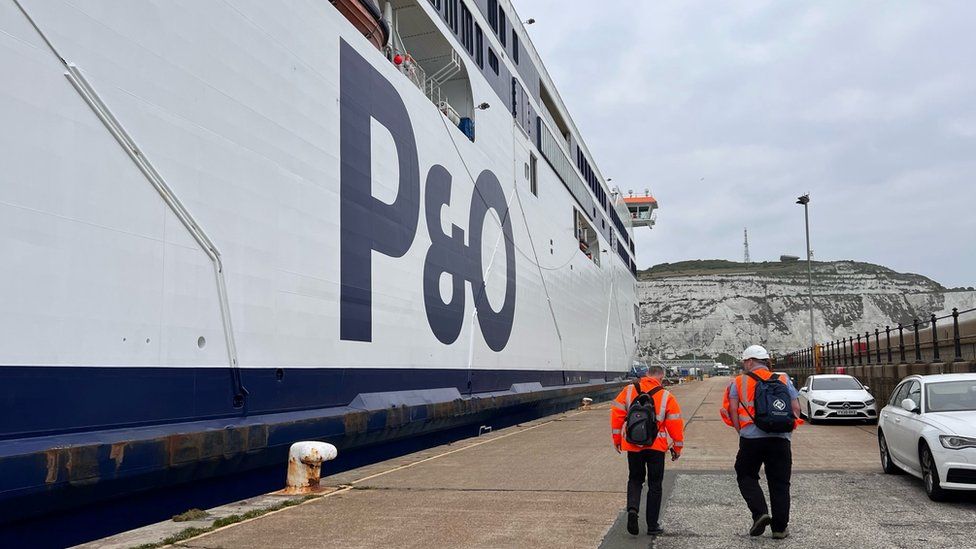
[625,381,664,446]
[743,371,796,433]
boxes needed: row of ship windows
[427,0,631,265]
[431,0,520,75]
[433,0,621,240]
[576,148,632,254]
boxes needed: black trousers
[734,437,793,532]
[626,449,666,528]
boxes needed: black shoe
[626,511,639,535]
[749,514,771,537]
[647,526,664,536]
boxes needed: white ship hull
[0,0,638,520]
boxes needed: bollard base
[276,485,338,496]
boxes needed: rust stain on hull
[110,442,126,470]
[343,411,368,436]
[44,450,63,484]
[66,446,101,484]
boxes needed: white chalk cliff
[638,260,976,360]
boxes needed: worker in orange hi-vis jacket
[720,345,803,541]
[610,364,684,537]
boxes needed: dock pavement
[84,376,976,548]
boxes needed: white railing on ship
[539,103,569,155]
[389,7,461,124]
[537,120,596,218]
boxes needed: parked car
[878,374,976,501]
[797,374,877,423]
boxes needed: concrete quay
[84,376,976,549]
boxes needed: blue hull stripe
[0,367,622,524]
[0,366,609,440]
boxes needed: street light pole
[796,194,815,349]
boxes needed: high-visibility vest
[610,377,684,453]
[720,369,803,430]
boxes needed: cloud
[515,0,976,287]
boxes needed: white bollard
[284,441,338,494]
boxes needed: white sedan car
[797,374,877,423]
[878,374,976,501]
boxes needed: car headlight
[939,435,976,450]
[865,399,875,406]
[812,399,827,406]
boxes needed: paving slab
[183,488,622,549]
[74,493,332,549]
[600,472,976,549]
[97,376,938,549]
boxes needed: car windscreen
[811,377,862,390]
[925,381,976,413]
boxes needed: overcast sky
[514,0,975,288]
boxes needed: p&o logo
[337,40,515,351]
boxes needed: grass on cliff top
[639,259,897,280]
[638,259,973,291]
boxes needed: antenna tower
[743,228,751,263]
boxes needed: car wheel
[807,403,817,425]
[878,431,901,475]
[920,444,948,501]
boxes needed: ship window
[529,154,538,196]
[498,7,507,47]
[448,0,458,33]
[488,48,499,75]
[475,25,484,68]
[574,209,600,266]
[461,4,473,53]
[488,0,498,31]
[512,31,519,64]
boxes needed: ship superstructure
[0,0,643,520]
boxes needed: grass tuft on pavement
[171,508,209,522]
[129,495,320,548]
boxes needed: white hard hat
[742,345,770,361]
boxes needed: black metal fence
[778,307,976,401]
[781,307,976,370]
